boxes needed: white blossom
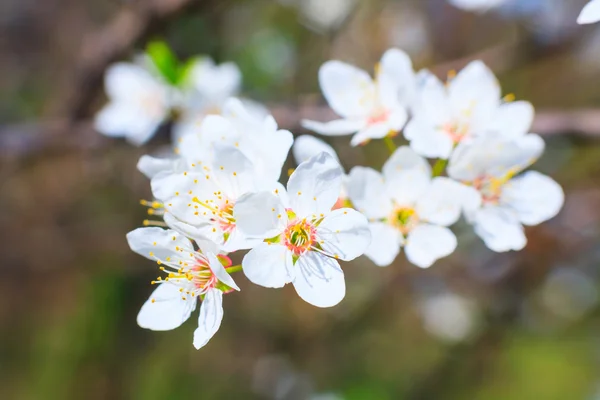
[448,133,564,252]
[235,152,371,308]
[95,62,172,145]
[579,1,600,24]
[405,61,533,159]
[127,227,239,349]
[347,146,473,268]
[155,144,281,252]
[302,49,415,146]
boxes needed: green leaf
[146,41,180,85]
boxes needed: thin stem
[225,265,242,274]
[383,136,397,154]
[432,159,448,177]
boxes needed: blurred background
[2,0,600,399]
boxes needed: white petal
[489,101,534,139]
[501,171,564,226]
[193,289,223,350]
[448,0,507,11]
[292,135,340,165]
[578,0,600,24]
[234,192,287,239]
[363,222,402,267]
[472,206,527,252]
[301,118,365,137]
[403,117,455,159]
[104,62,163,101]
[126,227,194,264]
[163,213,215,243]
[346,166,392,219]
[212,144,256,199]
[410,70,451,125]
[448,61,500,128]
[319,61,376,118]
[150,168,191,202]
[448,133,545,182]
[190,59,241,101]
[137,155,178,179]
[416,177,476,226]
[316,208,371,261]
[293,252,345,308]
[206,252,239,291]
[382,146,431,206]
[94,102,162,145]
[378,48,416,107]
[405,224,457,268]
[287,152,343,217]
[221,226,263,253]
[137,283,196,331]
[242,243,294,288]
[349,122,394,146]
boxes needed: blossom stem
[383,136,397,154]
[432,159,448,177]
[225,265,243,274]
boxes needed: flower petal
[137,155,179,179]
[293,252,345,308]
[234,191,287,239]
[347,166,392,219]
[489,101,534,139]
[242,243,294,288]
[301,118,366,137]
[416,177,478,226]
[288,152,343,217]
[578,0,600,24]
[126,227,194,264]
[292,135,340,165]
[501,171,564,226]
[350,122,397,147]
[448,61,500,129]
[403,117,455,159]
[448,133,545,182]
[472,206,527,252]
[137,282,197,331]
[316,208,371,261]
[409,70,451,126]
[378,48,416,108]
[363,222,402,267]
[405,224,457,268]
[319,61,376,118]
[382,146,431,206]
[94,102,162,145]
[205,252,240,291]
[193,289,224,350]
[211,144,257,199]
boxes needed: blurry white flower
[579,0,600,24]
[420,293,478,342]
[448,134,564,252]
[292,135,349,209]
[447,0,508,12]
[235,152,371,308]
[177,98,293,184]
[156,144,281,253]
[95,62,172,145]
[406,61,534,159]
[127,227,239,349]
[302,49,415,146]
[299,0,356,31]
[347,147,472,268]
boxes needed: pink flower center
[441,122,469,144]
[283,219,317,256]
[367,108,390,126]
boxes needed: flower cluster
[98,44,563,349]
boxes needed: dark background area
[2,0,600,399]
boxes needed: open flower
[405,61,534,159]
[579,1,600,24]
[448,133,564,252]
[155,144,281,252]
[347,147,473,268]
[292,135,349,209]
[302,48,415,146]
[177,98,293,184]
[127,227,239,349]
[234,152,371,308]
[95,62,172,145]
